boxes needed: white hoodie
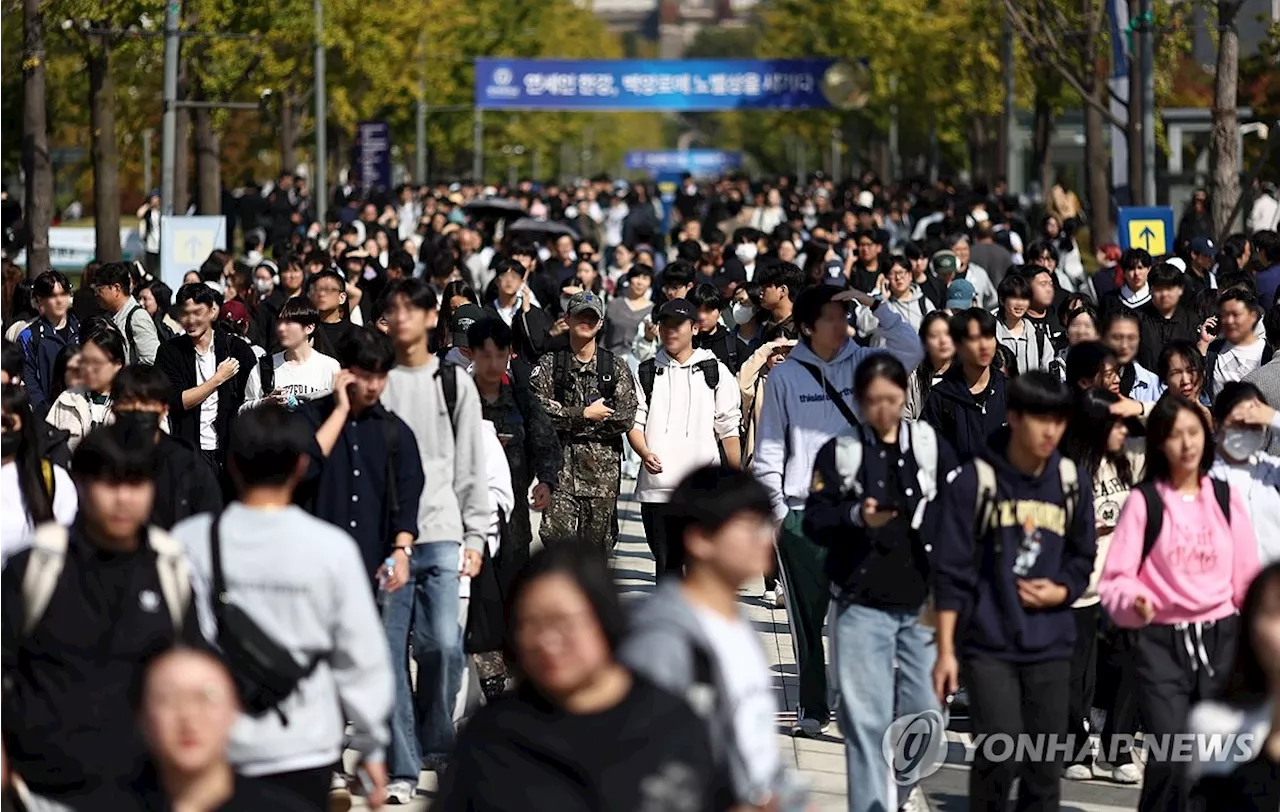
[633,347,741,503]
[754,305,924,521]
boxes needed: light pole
[1139,0,1156,206]
[160,0,180,216]
[313,0,327,226]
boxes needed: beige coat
[46,388,114,452]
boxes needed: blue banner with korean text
[625,150,743,175]
[475,59,840,111]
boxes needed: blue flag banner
[625,150,743,174]
[356,120,392,192]
[475,59,840,111]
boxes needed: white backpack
[21,523,191,635]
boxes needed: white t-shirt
[1212,339,1267,398]
[195,343,219,451]
[690,605,781,793]
[1,461,78,563]
[240,349,340,411]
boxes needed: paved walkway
[344,492,1142,811]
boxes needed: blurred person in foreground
[435,544,729,812]
[133,648,312,811]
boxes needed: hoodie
[633,348,741,503]
[1098,477,1258,628]
[1138,302,1199,371]
[882,286,935,335]
[617,581,796,805]
[754,304,923,521]
[933,433,1097,663]
[920,365,1009,461]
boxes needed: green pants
[541,493,617,550]
[777,509,831,724]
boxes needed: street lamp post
[160,0,180,216]
[313,0,327,227]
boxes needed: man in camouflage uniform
[532,290,637,549]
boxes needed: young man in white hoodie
[628,298,742,579]
[754,284,923,737]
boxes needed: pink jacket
[1099,477,1259,628]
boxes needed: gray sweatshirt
[173,504,392,775]
[381,356,489,552]
[112,296,160,365]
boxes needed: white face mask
[735,243,758,263]
[254,278,274,294]
[564,205,580,220]
[1221,427,1267,461]
[731,303,756,325]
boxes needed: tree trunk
[279,93,300,174]
[88,37,122,262]
[22,0,52,277]
[1126,0,1144,205]
[1084,82,1113,245]
[1210,0,1242,238]
[193,105,221,215]
[1033,81,1056,197]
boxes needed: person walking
[0,384,77,564]
[172,407,393,811]
[92,261,161,365]
[1098,394,1261,812]
[804,354,956,812]
[532,291,638,549]
[755,284,923,738]
[17,271,80,413]
[932,372,1097,812]
[45,325,126,451]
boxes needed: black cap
[657,298,697,323]
[450,304,485,348]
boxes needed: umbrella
[508,217,580,240]
[462,197,526,219]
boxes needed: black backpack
[637,356,721,403]
[258,354,275,396]
[208,512,324,724]
[1134,479,1232,567]
[552,347,618,405]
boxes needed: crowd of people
[2,171,1280,812]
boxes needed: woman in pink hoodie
[1099,393,1261,812]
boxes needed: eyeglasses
[311,285,343,295]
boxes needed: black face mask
[1,431,19,459]
[114,410,161,439]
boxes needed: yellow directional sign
[1118,206,1175,256]
[1126,219,1168,256]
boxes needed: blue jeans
[830,601,937,812]
[383,542,464,782]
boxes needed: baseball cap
[931,250,959,277]
[945,279,977,310]
[450,304,485,348]
[657,298,697,323]
[219,299,250,328]
[1189,237,1217,256]
[565,290,605,320]
[1166,256,1188,274]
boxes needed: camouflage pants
[541,493,618,550]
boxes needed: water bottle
[377,555,396,610]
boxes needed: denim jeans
[830,601,937,812]
[384,542,464,782]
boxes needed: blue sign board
[625,150,742,175]
[1117,206,1175,256]
[160,216,227,291]
[475,59,839,111]
[356,120,392,192]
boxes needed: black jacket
[1138,302,1199,371]
[694,327,742,375]
[920,366,1009,461]
[151,433,223,529]
[1,524,201,807]
[484,302,554,362]
[251,288,292,352]
[154,329,256,454]
[804,424,958,608]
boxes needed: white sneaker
[790,717,829,738]
[386,779,416,805]
[898,786,930,812]
[1063,763,1093,781]
[328,773,353,812]
[763,590,777,606]
[1107,762,1142,784]
[774,587,786,608]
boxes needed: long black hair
[855,352,909,401]
[1221,563,1280,705]
[2,384,54,525]
[1145,392,1215,483]
[1062,387,1136,484]
[913,311,953,403]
